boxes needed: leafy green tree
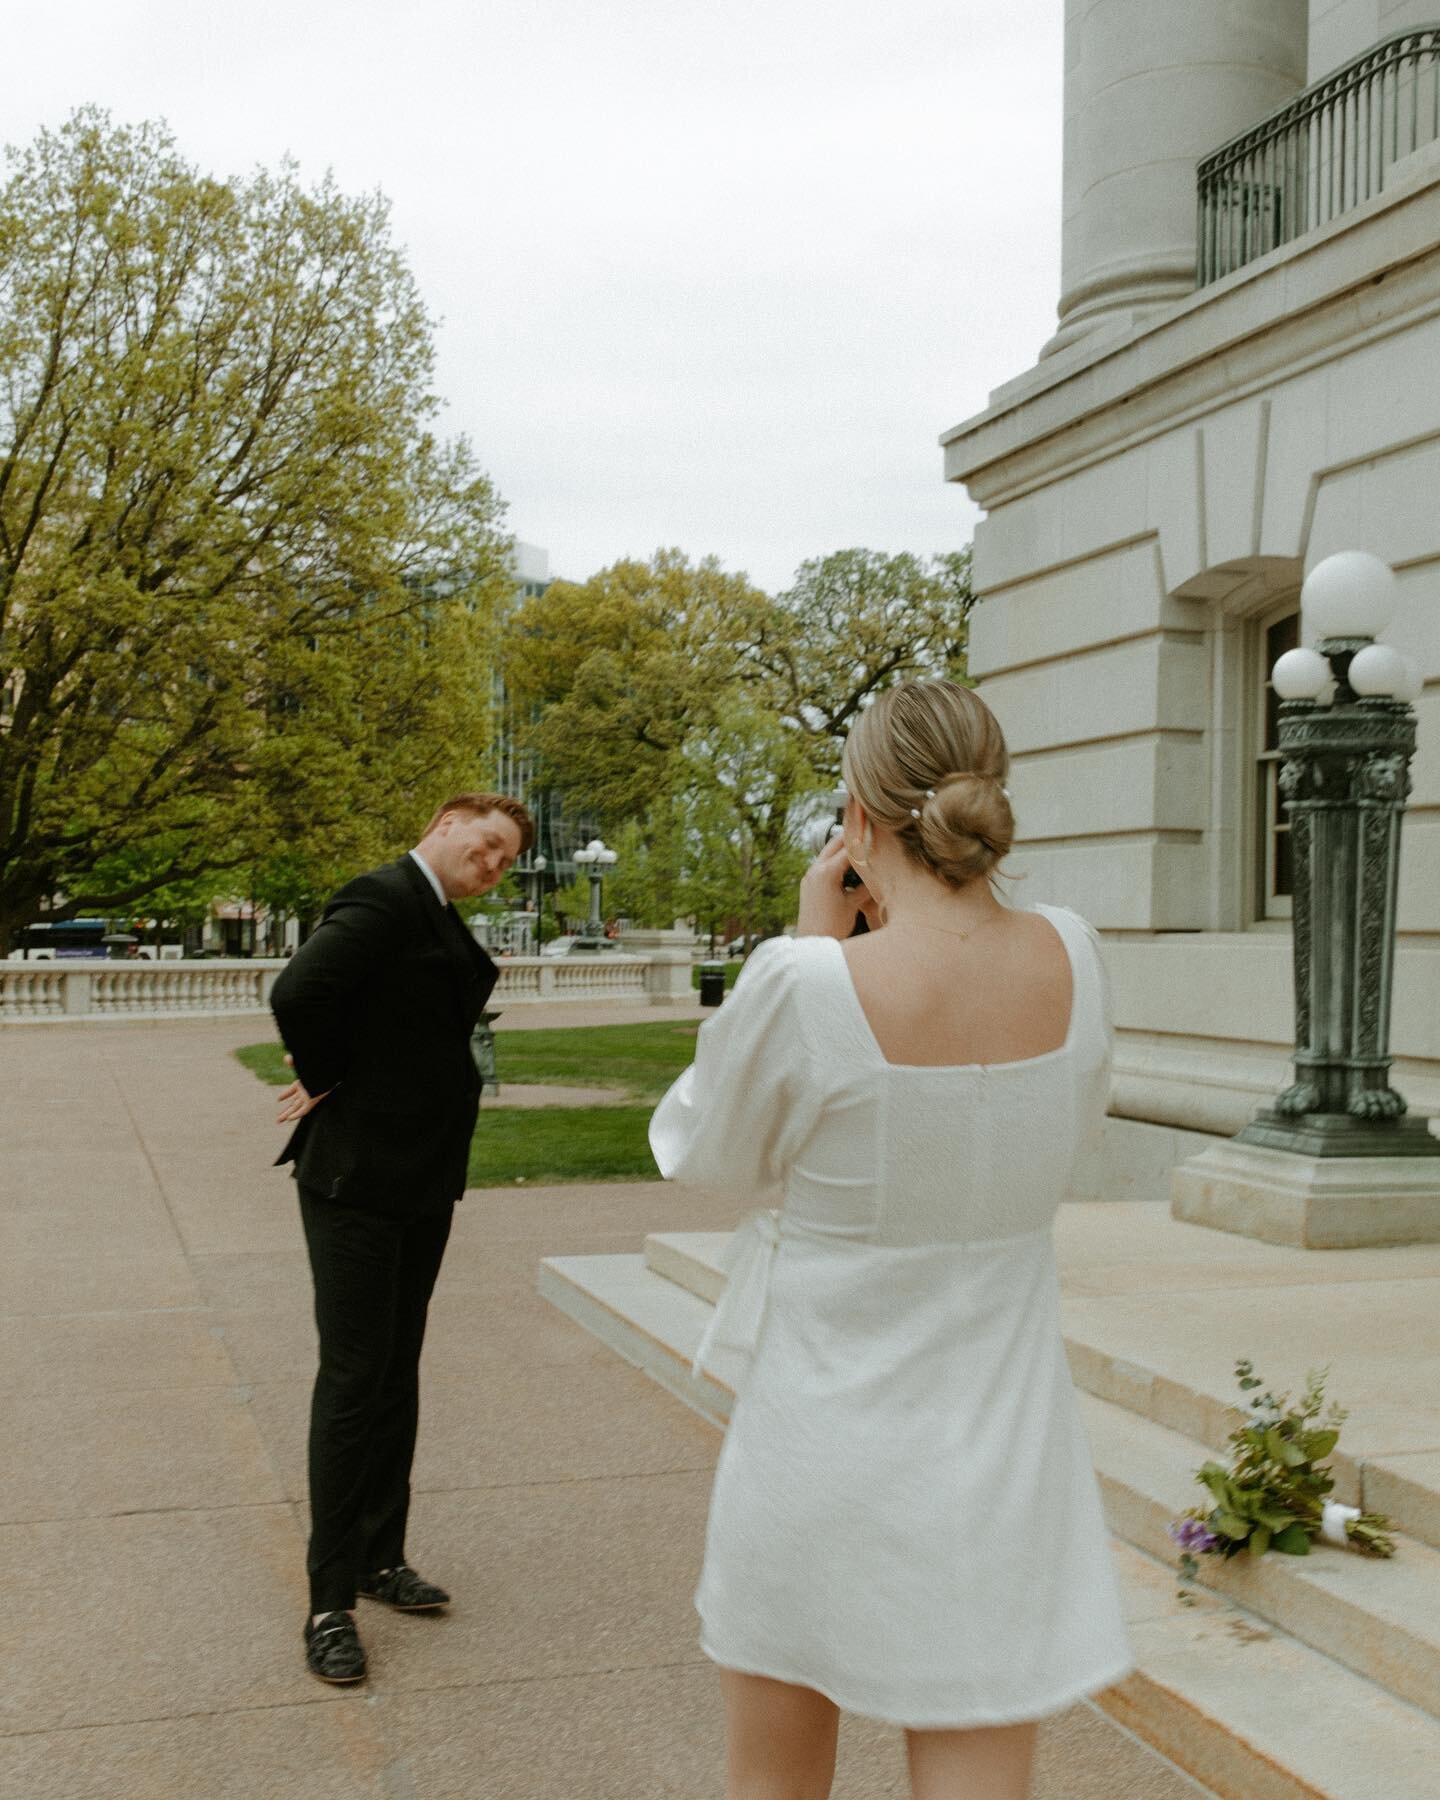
[750,547,975,779]
[550,877,591,933]
[0,110,509,950]
[500,544,975,942]
[676,696,821,942]
[499,549,768,822]
[603,812,687,930]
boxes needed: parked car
[539,934,621,957]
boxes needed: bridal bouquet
[1171,1359,1395,1597]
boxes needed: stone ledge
[942,152,1440,506]
[1172,1140,1440,1247]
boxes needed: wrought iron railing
[1198,26,1440,285]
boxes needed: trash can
[698,962,726,1008]
[470,1008,502,1097]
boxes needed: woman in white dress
[649,680,1131,1800]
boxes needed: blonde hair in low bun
[842,680,1013,889]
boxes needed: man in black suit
[270,792,533,1684]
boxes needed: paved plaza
[0,1012,1205,1798]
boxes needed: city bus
[11,919,110,959]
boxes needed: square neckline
[822,905,1080,1074]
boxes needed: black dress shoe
[357,1564,450,1611]
[304,1612,367,1683]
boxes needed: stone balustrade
[0,960,285,1020]
[0,951,694,1022]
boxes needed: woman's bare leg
[905,1721,1037,1800]
[718,1667,841,1800]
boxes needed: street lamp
[572,837,617,935]
[1238,551,1434,1157]
[528,853,548,950]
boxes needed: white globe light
[1271,646,1332,700]
[1349,643,1411,698]
[1392,657,1424,705]
[1302,551,1396,641]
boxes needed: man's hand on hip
[276,1054,332,1125]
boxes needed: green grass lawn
[235,1021,701,1185]
[235,1042,295,1085]
[478,1021,700,1101]
[236,1020,699,1103]
[467,1106,659,1185]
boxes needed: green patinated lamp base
[1238,1111,1440,1159]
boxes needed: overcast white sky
[9,0,1063,593]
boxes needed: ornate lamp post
[1173,552,1440,1247]
[1240,553,1430,1154]
[572,838,617,935]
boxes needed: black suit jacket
[270,856,498,1214]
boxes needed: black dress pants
[298,1186,454,1614]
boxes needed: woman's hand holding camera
[798,833,880,939]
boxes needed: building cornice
[943,144,1440,509]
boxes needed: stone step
[641,1231,1440,1723]
[644,1229,729,1301]
[539,1250,1440,1798]
[537,1252,739,1427]
[1106,1539,1440,1800]
[1079,1388,1440,1726]
[642,1230,1440,1553]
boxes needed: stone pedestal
[642,951,694,1006]
[618,929,698,1008]
[1171,1138,1440,1247]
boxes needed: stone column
[1045,0,1308,357]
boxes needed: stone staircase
[539,1227,1440,1800]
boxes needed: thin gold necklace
[884,914,997,942]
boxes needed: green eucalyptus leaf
[1264,1428,1307,1469]
[1273,1523,1312,1555]
[1249,1526,1272,1556]
[1197,1465,1233,1503]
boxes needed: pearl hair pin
[908,778,1011,819]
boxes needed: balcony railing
[1198,26,1440,286]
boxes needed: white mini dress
[648,906,1132,1728]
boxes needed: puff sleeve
[1063,910,1114,1203]
[649,934,812,1198]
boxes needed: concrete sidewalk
[0,1017,1198,1798]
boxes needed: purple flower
[1168,1518,1219,1554]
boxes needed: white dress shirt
[408,848,447,907]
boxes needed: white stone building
[943,3,1440,1194]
